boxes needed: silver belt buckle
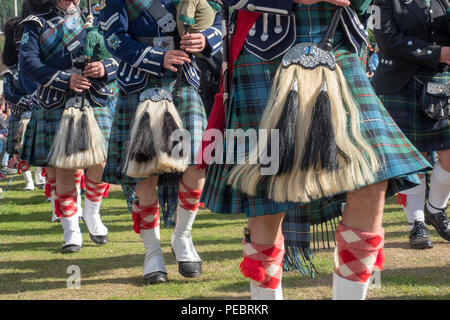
[139,87,173,103]
[66,96,91,109]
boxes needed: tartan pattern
[102,74,207,185]
[240,235,285,289]
[379,72,450,153]
[334,222,385,283]
[6,114,21,155]
[20,105,113,167]
[201,2,430,218]
[40,11,84,62]
[124,0,154,22]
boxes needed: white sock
[400,177,426,230]
[23,171,34,190]
[427,161,450,214]
[34,167,45,185]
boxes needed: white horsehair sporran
[228,7,379,203]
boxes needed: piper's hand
[180,33,207,54]
[69,74,91,93]
[163,50,191,72]
[439,47,450,65]
[83,61,106,78]
[293,0,350,6]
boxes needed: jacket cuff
[132,47,166,76]
[201,27,222,57]
[101,58,120,82]
[227,0,293,15]
[43,70,71,91]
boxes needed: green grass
[0,172,449,300]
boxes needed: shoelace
[436,211,450,229]
[412,222,429,238]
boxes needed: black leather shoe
[61,244,81,254]
[171,248,202,278]
[424,204,450,241]
[178,261,202,278]
[89,233,108,245]
[143,271,168,285]
[409,221,433,249]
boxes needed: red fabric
[335,222,385,283]
[239,235,285,289]
[44,178,56,198]
[80,174,86,190]
[54,189,78,218]
[178,180,202,212]
[196,11,261,169]
[17,160,30,174]
[132,200,160,234]
[41,167,46,177]
[397,193,407,208]
[85,176,109,202]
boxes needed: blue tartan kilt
[102,74,207,185]
[20,103,113,167]
[379,72,450,153]
[5,114,22,155]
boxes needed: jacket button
[247,4,256,11]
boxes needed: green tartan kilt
[202,47,431,219]
[6,113,28,155]
[20,104,113,167]
[102,73,207,185]
[379,72,450,153]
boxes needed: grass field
[0,171,449,300]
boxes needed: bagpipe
[123,0,221,178]
[227,7,380,203]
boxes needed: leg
[45,167,58,222]
[134,176,167,284]
[20,160,34,191]
[74,169,85,219]
[55,168,81,253]
[333,180,388,300]
[83,163,109,244]
[34,167,46,189]
[171,166,205,278]
[424,149,450,241]
[241,212,285,300]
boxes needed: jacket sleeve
[223,0,294,15]
[19,20,72,91]
[373,0,442,70]
[200,10,223,57]
[99,0,166,76]
[2,73,23,105]
[100,57,119,82]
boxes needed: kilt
[379,72,450,153]
[5,112,31,155]
[20,104,113,167]
[201,3,430,219]
[102,72,207,185]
